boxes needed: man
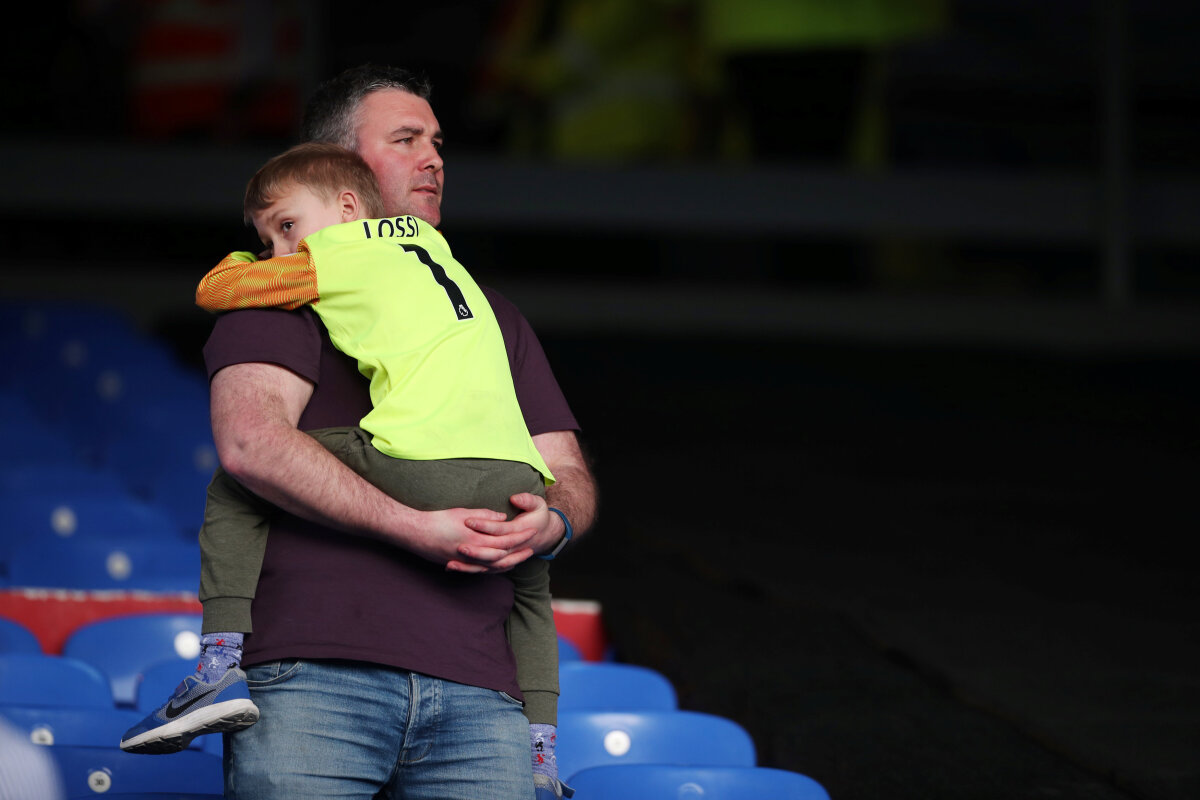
[205,64,596,798]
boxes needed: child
[121,142,569,796]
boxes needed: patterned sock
[530,723,558,783]
[196,632,244,683]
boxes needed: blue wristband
[539,507,573,560]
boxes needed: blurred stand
[2,0,1198,332]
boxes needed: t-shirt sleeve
[481,286,580,436]
[202,307,324,385]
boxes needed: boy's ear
[338,190,361,221]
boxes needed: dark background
[3,2,1199,798]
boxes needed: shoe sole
[120,698,260,755]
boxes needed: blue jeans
[225,659,534,800]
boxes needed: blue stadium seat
[558,635,583,662]
[1,492,185,546]
[0,616,42,654]
[0,653,114,709]
[1,492,187,587]
[1,704,140,748]
[567,764,832,799]
[5,535,201,593]
[62,614,204,708]
[45,744,223,798]
[559,662,678,712]
[0,463,129,499]
[556,710,757,781]
[87,795,224,800]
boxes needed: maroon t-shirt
[202,288,578,696]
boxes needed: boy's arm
[196,250,320,312]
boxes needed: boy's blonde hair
[244,141,386,224]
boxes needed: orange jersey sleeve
[195,249,319,312]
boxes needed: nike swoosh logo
[163,685,218,719]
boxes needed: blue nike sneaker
[534,774,575,799]
[120,666,259,754]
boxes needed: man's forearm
[210,362,521,569]
[211,364,422,544]
[545,461,597,539]
[222,421,421,542]
[533,430,597,546]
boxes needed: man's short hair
[244,141,387,223]
[301,64,433,151]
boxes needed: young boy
[120,142,569,796]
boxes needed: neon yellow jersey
[199,216,553,483]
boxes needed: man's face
[251,183,348,257]
[354,89,444,225]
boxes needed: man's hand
[456,491,561,570]
[420,507,538,574]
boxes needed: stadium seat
[1,492,187,587]
[81,796,223,800]
[556,710,757,781]
[558,635,583,662]
[567,764,832,799]
[5,535,201,594]
[0,397,84,466]
[0,463,129,498]
[13,324,183,433]
[45,744,223,798]
[1,492,185,546]
[86,795,224,800]
[1,704,141,748]
[62,614,204,707]
[0,653,114,709]
[559,662,678,712]
[0,615,42,654]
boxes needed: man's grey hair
[301,64,433,151]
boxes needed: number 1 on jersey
[399,243,474,319]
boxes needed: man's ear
[339,190,362,221]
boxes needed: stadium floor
[540,333,1200,800]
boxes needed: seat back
[558,635,583,663]
[556,710,756,781]
[0,653,114,709]
[5,535,201,593]
[567,764,831,799]
[62,614,203,707]
[0,615,42,654]
[559,662,678,712]
[45,744,223,798]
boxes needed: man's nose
[422,144,443,172]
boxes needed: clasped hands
[429,492,558,574]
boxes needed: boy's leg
[121,466,272,754]
[199,465,276,634]
[508,558,569,798]
[336,431,568,795]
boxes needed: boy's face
[252,183,350,257]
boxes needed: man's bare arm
[210,361,537,570]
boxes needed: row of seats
[1,300,830,796]
[3,612,830,797]
[1,300,216,595]
[4,613,666,713]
